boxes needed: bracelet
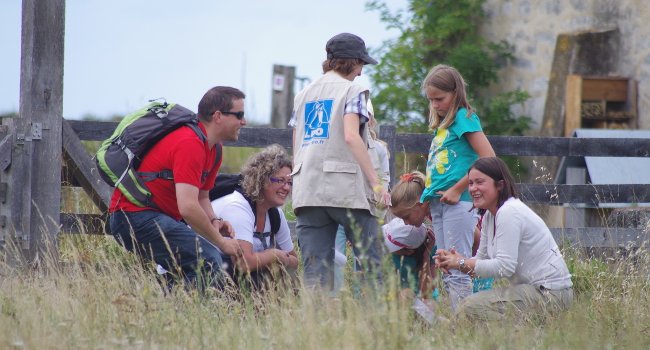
[459,258,474,275]
[210,217,223,224]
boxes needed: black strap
[139,169,174,182]
[186,121,207,143]
[136,129,222,184]
[253,231,272,250]
[134,123,222,212]
[269,207,281,238]
[247,196,281,250]
[213,143,223,174]
[190,121,223,175]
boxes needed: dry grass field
[5,145,648,348]
[1,232,648,349]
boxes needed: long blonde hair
[390,171,426,217]
[368,99,390,159]
[421,64,473,130]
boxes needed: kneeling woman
[211,144,298,289]
[436,157,573,320]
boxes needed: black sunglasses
[221,110,245,120]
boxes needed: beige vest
[291,71,375,214]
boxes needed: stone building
[478,1,650,228]
[480,0,649,131]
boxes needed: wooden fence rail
[26,120,650,248]
[65,120,650,205]
[67,120,650,157]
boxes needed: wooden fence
[14,120,650,249]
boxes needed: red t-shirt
[109,123,221,221]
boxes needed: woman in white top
[436,157,573,320]
[211,144,298,289]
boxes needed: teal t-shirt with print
[392,244,437,291]
[420,108,483,203]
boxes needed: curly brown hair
[240,144,293,202]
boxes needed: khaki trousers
[456,284,573,321]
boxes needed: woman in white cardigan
[435,157,573,320]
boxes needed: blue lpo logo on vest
[303,99,332,141]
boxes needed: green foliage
[219,146,260,174]
[366,0,532,138]
[0,111,18,119]
[478,89,532,135]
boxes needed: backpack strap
[138,169,174,182]
[137,125,222,184]
[245,192,282,250]
[186,121,207,143]
[268,207,281,248]
[253,231,271,250]
[212,143,223,175]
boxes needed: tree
[0,112,18,119]
[366,0,532,136]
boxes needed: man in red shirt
[109,86,245,289]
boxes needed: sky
[0,1,408,124]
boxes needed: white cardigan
[473,198,573,290]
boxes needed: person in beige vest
[290,33,389,290]
[332,99,391,295]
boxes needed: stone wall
[480,0,650,130]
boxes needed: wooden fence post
[0,0,65,261]
[270,65,295,129]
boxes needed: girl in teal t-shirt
[418,64,495,311]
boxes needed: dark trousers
[296,206,381,290]
[109,210,224,289]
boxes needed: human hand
[230,252,241,265]
[436,189,460,205]
[218,220,235,238]
[373,183,391,209]
[272,249,287,264]
[424,228,436,251]
[285,254,299,268]
[379,189,392,208]
[273,249,298,267]
[219,238,242,257]
[435,248,463,272]
[433,248,447,274]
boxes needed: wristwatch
[459,258,466,272]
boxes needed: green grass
[33,147,650,348]
[220,146,261,174]
[1,233,649,349]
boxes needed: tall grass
[1,232,649,349]
[28,147,650,348]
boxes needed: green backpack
[95,100,222,208]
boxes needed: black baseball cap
[326,33,378,65]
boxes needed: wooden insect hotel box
[564,75,637,137]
